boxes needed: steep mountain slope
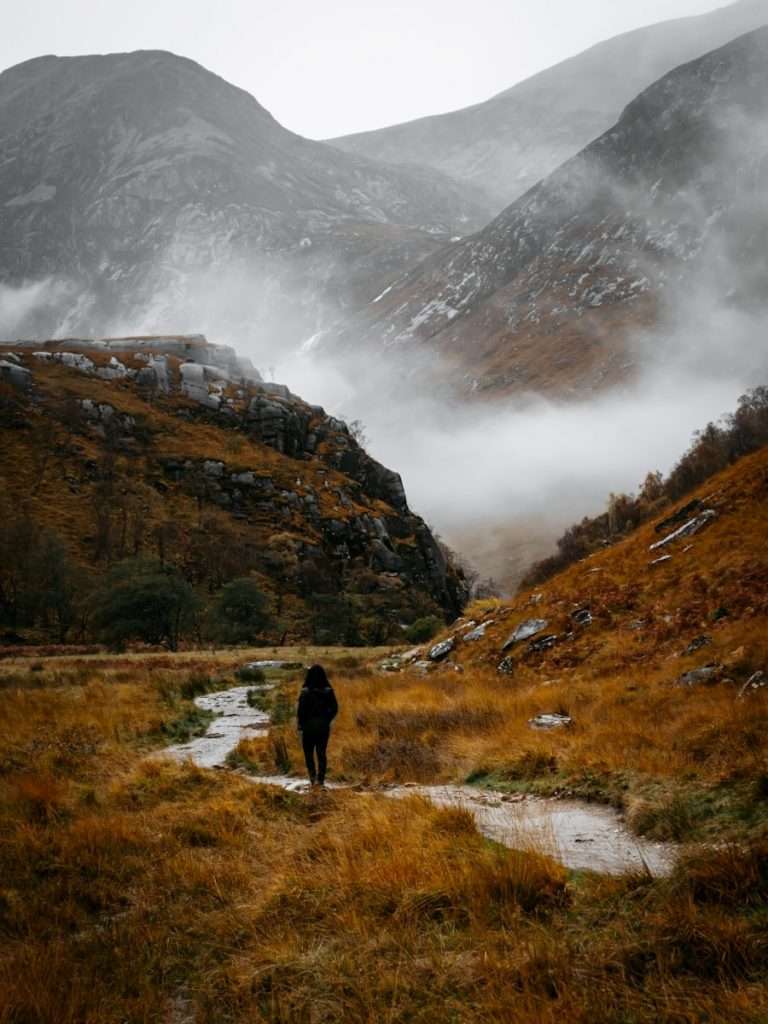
[324,28,768,397]
[0,51,491,350]
[330,0,768,209]
[0,336,467,643]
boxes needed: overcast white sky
[2,0,731,138]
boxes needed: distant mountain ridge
[329,0,768,208]
[321,27,768,398]
[0,50,492,350]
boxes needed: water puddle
[161,685,676,876]
[387,784,673,876]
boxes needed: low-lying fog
[275,306,765,588]
[2,271,765,592]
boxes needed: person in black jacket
[297,664,338,786]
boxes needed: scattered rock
[712,607,730,622]
[0,359,32,391]
[428,638,454,661]
[528,634,559,654]
[95,356,130,381]
[685,635,712,655]
[571,608,592,627]
[400,647,424,662]
[502,619,548,651]
[35,350,96,373]
[738,671,767,699]
[654,498,704,534]
[203,459,225,478]
[677,663,724,687]
[497,656,515,675]
[650,510,717,551]
[378,657,404,673]
[463,620,494,641]
[529,713,573,730]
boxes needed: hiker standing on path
[297,664,338,787]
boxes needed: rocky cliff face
[322,27,768,398]
[0,51,491,352]
[329,0,767,209]
[0,336,467,639]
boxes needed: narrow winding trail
[164,684,675,876]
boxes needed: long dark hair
[304,664,330,690]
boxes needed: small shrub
[404,616,442,644]
[271,687,294,726]
[207,577,272,644]
[161,707,214,743]
[627,792,704,841]
[270,732,292,774]
[246,688,270,712]
[236,665,266,683]
[678,840,768,907]
[180,674,213,700]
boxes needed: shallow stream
[163,684,675,876]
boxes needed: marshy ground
[1,644,767,1023]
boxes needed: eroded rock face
[1,338,469,628]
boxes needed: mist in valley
[3,246,765,595]
[2,25,767,593]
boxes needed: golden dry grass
[1,448,768,1021]
[1,646,768,1022]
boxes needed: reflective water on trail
[164,686,269,769]
[162,685,676,876]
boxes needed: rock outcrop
[0,336,468,639]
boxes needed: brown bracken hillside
[333,440,768,825]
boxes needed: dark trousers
[301,725,330,783]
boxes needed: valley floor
[1,642,767,1023]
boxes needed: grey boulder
[502,619,548,651]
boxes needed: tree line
[522,387,768,587]
[0,519,272,650]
